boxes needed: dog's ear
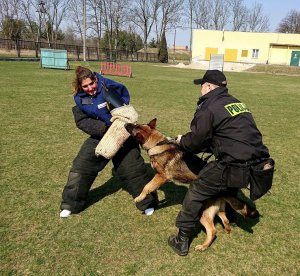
[148,118,157,129]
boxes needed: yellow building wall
[224,49,238,62]
[269,46,289,65]
[205,47,218,60]
[192,30,300,65]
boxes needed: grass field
[1,61,299,275]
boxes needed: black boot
[168,229,191,256]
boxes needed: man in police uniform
[168,70,270,256]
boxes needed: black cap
[194,70,227,86]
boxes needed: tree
[20,0,44,57]
[88,0,104,51]
[186,0,196,53]
[1,16,29,57]
[192,0,212,29]
[129,0,159,59]
[148,37,158,48]
[247,2,269,32]
[102,29,143,51]
[1,16,28,40]
[101,0,129,50]
[156,0,184,43]
[0,0,24,39]
[63,26,80,44]
[228,0,248,31]
[116,30,143,51]
[47,0,70,45]
[210,0,230,30]
[277,9,300,34]
[158,30,168,63]
[66,0,84,42]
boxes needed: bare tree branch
[129,0,159,56]
[192,0,212,29]
[228,0,248,31]
[277,9,300,34]
[247,2,269,32]
[210,0,230,30]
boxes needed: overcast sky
[166,0,300,48]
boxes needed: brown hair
[72,66,97,94]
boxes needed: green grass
[1,61,299,275]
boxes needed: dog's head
[125,118,161,149]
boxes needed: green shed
[40,48,70,70]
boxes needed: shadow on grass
[157,182,188,209]
[231,190,261,234]
[84,176,123,210]
[84,163,260,237]
[84,163,188,211]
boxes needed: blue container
[40,48,70,70]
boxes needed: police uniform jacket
[180,86,269,163]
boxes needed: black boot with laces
[168,229,191,256]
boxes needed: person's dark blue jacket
[74,73,130,126]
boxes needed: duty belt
[218,158,268,168]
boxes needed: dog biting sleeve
[95,105,138,159]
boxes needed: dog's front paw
[134,194,145,203]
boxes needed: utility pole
[38,1,50,48]
[190,25,193,63]
[83,0,86,61]
[173,26,182,63]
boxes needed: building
[192,29,300,66]
[172,45,189,51]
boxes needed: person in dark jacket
[60,66,157,218]
[168,70,270,256]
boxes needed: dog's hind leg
[134,173,167,203]
[195,205,218,252]
[217,199,231,233]
[217,212,231,234]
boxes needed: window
[241,50,248,57]
[252,49,259,58]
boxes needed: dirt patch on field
[164,61,300,75]
[245,64,300,76]
[171,61,255,72]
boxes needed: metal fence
[0,38,158,62]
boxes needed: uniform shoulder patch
[224,102,251,117]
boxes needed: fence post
[16,39,21,58]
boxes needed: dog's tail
[224,197,259,219]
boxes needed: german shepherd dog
[125,118,258,251]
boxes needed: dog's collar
[156,138,176,146]
[142,133,166,151]
[156,138,171,146]
[143,137,167,151]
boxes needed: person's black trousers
[60,136,157,213]
[176,161,239,231]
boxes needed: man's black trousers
[176,161,239,231]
